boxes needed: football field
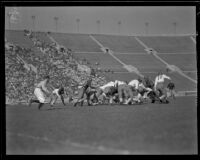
[6,96,197,155]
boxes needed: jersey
[144,78,154,89]
[52,88,64,97]
[36,80,48,93]
[53,89,60,97]
[128,80,139,89]
[100,81,115,90]
[83,79,92,91]
[167,82,175,90]
[114,80,126,87]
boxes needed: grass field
[6,96,197,155]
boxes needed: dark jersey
[167,82,175,90]
[109,86,118,96]
[83,79,92,90]
[58,87,64,95]
[144,78,154,89]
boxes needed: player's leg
[28,88,40,106]
[34,88,46,110]
[125,87,134,105]
[73,87,84,107]
[118,85,124,104]
[51,95,58,106]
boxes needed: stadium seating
[5,30,107,103]
[51,33,102,52]
[139,36,196,53]
[5,30,197,103]
[114,54,166,72]
[158,54,197,71]
[93,34,145,53]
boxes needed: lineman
[154,72,171,103]
[96,81,116,104]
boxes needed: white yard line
[190,36,196,44]
[7,131,131,154]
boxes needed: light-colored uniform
[129,79,152,101]
[50,88,61,105]
[34,80,49,103]
[154,74,171,96]
[128,80,139,90]
[52,89,60,97]
[96,81,115,98]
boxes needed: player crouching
[28,75,51,110]
[73,78,96,107]
[49,86,66,107]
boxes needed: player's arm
[163,74,171,80]
[41,81,50,94]
[154,77,158,90]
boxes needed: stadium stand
[158,54,197,71]
[139,36,196,53]
[114,54,166,72]
[93,34,145,53]
[51,33,102,52]
[5,30,197,103]
[5,30,107,103]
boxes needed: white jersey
[52,89,60,97]
[128,80,139,89]
[114,80,126,86]
[100,81,115,90]
[36,80,49,93]
[154,74,171,88]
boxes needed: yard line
[6,131,131,154]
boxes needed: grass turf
[6,96,197,154]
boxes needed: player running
[49,86,66,106]
[28,75,51,110]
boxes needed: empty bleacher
[139,36,196,53]
[51,33,102,52]
[5,30,34,48]
[93,34,145,53]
